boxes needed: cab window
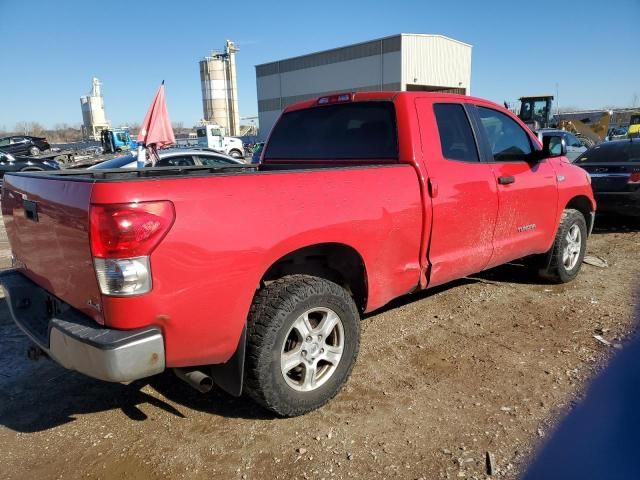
[433,103,479,162]
[477,107,532,162]
[197,155,235,166]
[565,133,582,148]
[156,156,195,167]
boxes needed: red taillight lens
[629,172,640,184]
[317,92,354,105]
[90,201,175,258]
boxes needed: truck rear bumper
[0,270,165,383]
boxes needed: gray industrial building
[255,33,472,138]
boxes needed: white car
[90,148,245,169]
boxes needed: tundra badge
[517,224,537,232]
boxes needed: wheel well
[565,195,593,225]
[20,167,43,172]
[261,243,367,311]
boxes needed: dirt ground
[0,218,638,480]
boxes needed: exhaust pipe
[174,368,214,393]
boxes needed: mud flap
[209,325,246,397]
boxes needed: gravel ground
[0,217,638,480]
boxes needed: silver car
[89,148,245,170]
[538,130,588,163]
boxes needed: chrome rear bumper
[0,270,165,382]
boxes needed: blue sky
[1,0,638,129]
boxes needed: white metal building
[255,33,472,139]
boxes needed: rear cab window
[433,103,479,162]
[264,102,398,162]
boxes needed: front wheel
[538,209,587,283]
[229,149,243,159]
[29,146,40,156]
[244,275,360,417]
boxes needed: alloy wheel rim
[563,224,582,270]
[280,307,344,392]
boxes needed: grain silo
[80,77,110,140]
[199,40,240,136]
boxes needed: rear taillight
[629,172,640,184]
[90,201,175,296]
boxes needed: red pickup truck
[0,92,595,416]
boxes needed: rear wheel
[29,146,40,156]
[538,209,587,283]
[245,275,360,417]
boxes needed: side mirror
[542,135,567,158]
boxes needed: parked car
[574,139,640,216]
[89,148,245,169]
[0,92,594,417]
[537,129,588,162]
[0,135,50,156]
[0,149,61,178]
[607,127,628,141]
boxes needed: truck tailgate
[1,174,103,323]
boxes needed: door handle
[498,176,515,185]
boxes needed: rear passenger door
[416,99,499,287]
[472,106,558,267]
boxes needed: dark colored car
[0,150,61,194]
[574,139,640,216]
[0,135,51,156]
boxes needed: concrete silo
[80,77,110,140]
[199,40,240,136]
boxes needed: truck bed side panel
[91,166,423,367]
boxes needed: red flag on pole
[137,81,175,165]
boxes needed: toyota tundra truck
[0,92,595,416]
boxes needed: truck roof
[283,91,505,114]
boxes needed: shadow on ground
[0,293,274,433]
[592,214,640,234]
[0,235,602,435]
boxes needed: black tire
[244,275,360,417]
[29,146,40,156]
[229,149,243,159]
[539,209,587,283]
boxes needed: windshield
[575,142,640,163]
[630,115,640,126]
[196,128,207,138]
[264,102,398,161]
[91,154,136,169]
